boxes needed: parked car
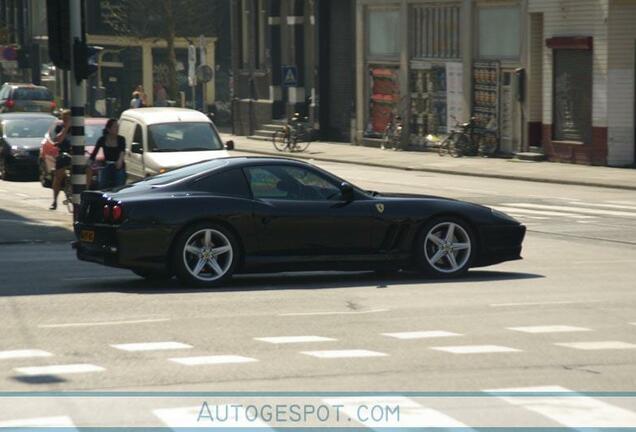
[0,113,56,180]
[118,108,233,181]
[39,117,107,188]
[0,83,56,113]
[74,157,526,287]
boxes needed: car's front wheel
[173,223,239,287]
[416,218,474,278]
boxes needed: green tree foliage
[101,0,221,100]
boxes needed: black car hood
[4,137,42,150]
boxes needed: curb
[234,148,636,192]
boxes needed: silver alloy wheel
[182,228,234,282]
[424,222,471,274]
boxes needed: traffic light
[73,40,102,83]
[46,0,71,70]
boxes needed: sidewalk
[221,133,636,191]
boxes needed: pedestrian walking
[49,109,72,210]
[89,118,126,189]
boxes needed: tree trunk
[163,0,178,102]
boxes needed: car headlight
[491,208,519,223]
[10,146,28,157]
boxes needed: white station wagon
[119,108,233,180]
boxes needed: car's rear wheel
[173,223,238,288]
[39,161,52,188]
[416,218,474,278]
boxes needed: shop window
[366,65,399,137]
[478,6,520,59]
[553,49,592,143]
[368,9,400,58]
[412,5,461,59]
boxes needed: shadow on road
[69,269,544,296]
[0,207,73,244]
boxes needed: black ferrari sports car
[74,157,525,287]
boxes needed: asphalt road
[1,160,636,427]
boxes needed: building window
[368,9,400,58]
[478,6,520,59]
[553,49,592,143]
[412,5,461,59]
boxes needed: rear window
[189,169,250,198]
[142,159,231,186]
[13,87,53,101]
[85,123,104,146]
[4,118,54,138]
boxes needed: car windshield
[13,87,53,101]
[148,122,223,152]
[3,118,54,138]
[85,123,104,146]
[142,159,231,186]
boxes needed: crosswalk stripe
[255,336,337,344]
[0,349,53,360]
[486,385,636,427]
[301,350,388,358]
[14,363,105,376]
[508,203,636,218]
[0,416,76,428]
[492,206,595,219]
[382,331,462,339]
[508,325,591,334]
[111,342,193,352]
[431,345,521,354]
[567,201,636,211]
[154,404,272,429]
[555,341,636,350]
[169,355,258,366]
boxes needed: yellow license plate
[80,230,95,243]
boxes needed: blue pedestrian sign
[282,65,298,87]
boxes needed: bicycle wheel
[438,135,453,156]
[273,130,288,152]
[292,136,311,153]
[478,132,498,157]
[450,134,470,158]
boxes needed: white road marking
[382,331,462,340]
[323,397,468,428]
[301,350,388,359]
[431,345,521,354]
[507,325,591,334]
[111,341,192,352]
[491,300,601,307]
[508,203,636,218]
[169,355,258,366]
[39,318,171,328]
[630,322,636,326]
[254,336,337,344]
[486,385,636,427]
[279,309,388,317]
[15,193,30,198]
[0,416,76,428]
[0,349,53,360]
[154,405,271,428]
[492,206,595,219]
[14,363,105,376]
[555,341,636,350]
[567,201,636,211]
[607,200,636,205]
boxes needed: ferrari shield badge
[375,203,385,214]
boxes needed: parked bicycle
[382,114,403,150]
[437,116,498,158]
[273,113,311,153]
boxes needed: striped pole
[69,0,86,215]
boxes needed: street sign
[282,65,298,87]
[196,64,214,83]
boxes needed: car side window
[245,165,341,201]
[118,119,135,148]
[190,169,250,198]
[0,86,9,100]
[133,124,143,145]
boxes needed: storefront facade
[356,0,528,154]
[528,0,636,166]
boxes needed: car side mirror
[225,140,235,150]
[340,182,354,202]
[131,142,143,154]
